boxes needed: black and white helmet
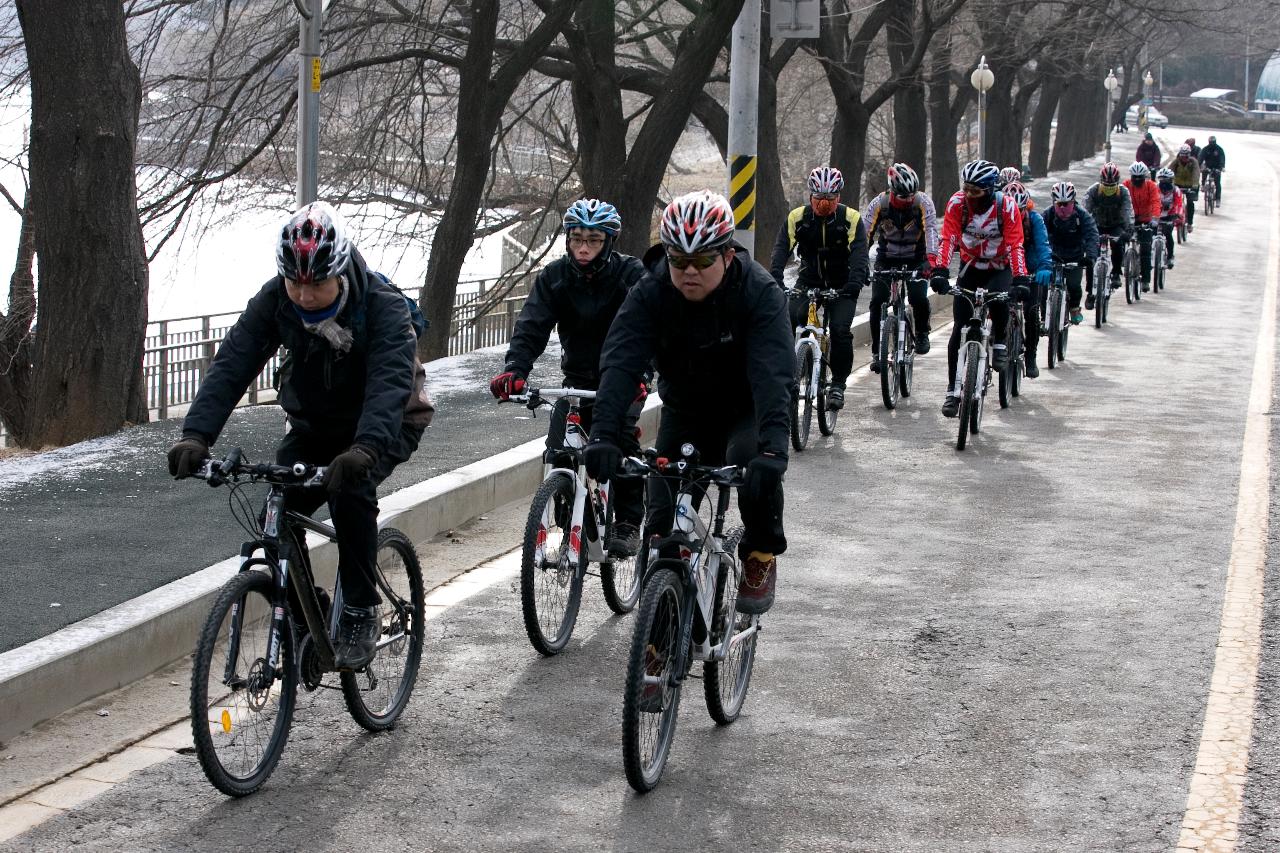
[960,159,1000,190]
[1129,162,1150,179]
[277,201,351,284]
[1050,182,1076,204]
[806,166,845,195]
[659,190,736,254]
[886,162,920,196]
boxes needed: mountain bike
[618,446,758,792]
[1123,232,1141,304]
[950,285,1016,451]
[1045,260,1078,369]
[1152,220,1168,294]
[1093,236,1115,328]
[189,449,424,796]
[1180,186,1198,237]
[790,287,842,449]
[873,268,918,410]
[998,288,1025,408]
[1203,169,1219,215]
[507,387,641,655]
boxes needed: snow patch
[0,432,147,493]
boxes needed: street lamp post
[1140,70,1154,133]
[1103,69,1119,164]
[970,55,995,160]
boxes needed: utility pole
[296,0,325,207]
[727,0,762,255]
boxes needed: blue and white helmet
[961,159,1000,190]
[562,198,622,236]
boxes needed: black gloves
[324,444,377,494]
[167,434,210,479]
[742,453,787,507]
[929,266,951,294]
[583,437,621,483]
[1011,276,1032,299]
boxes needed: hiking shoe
[639,643,665,713]
[827,386,845,410]
[869,359,883,374]
[992,344,1009,372]
[1167,257,1175,269]
[607,521,641,558]
[915,333,931,354]
[737,554,776,614]
[942,394,960,418]
[1085,294,1096,310]
[1025,355,1040,378]
[333,604,380,670]
[1109,276,1121,290]
[1070,308,1084,325]
[1141,280,1151,292]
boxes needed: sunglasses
[962,184,988,196]
[667,253,720,270]
[811,192,839,201]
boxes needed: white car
[1125,104,1169,128]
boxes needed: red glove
[634,382,649,404]
[489,371,525,400]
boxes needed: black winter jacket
[768,203,870,295]
[1199,143,1226,170]
[503,251,647,388]
[591,243,794,459]
[183,248,429,459]
[1043,207,1101,262]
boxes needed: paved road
[5,127,1277,850]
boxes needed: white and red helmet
[659,191,736,254]
[886,162,920,196]
[806,166,845,195]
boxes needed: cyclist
[166,201,433,670]
[1155,167,1185,269]
[1042,181,1099,326]
[1199,134,1225,204]
[1136,131,1161,173]
[1080,163,1134,310]
[1184,137,1202,161]
[588,190,792,614]
[928,159,1030,417]
[489,198,647,557]
[1124,162,1160,292]
[770,166,869,408]
[1167,144,1201,232]
[1004,181,1049,378]
[997,166,1023,189]
[862,162,938,361]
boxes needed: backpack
[370,271,429,338]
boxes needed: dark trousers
[1022,285,1041,359]
[1048,261,1086,310]
[645,407,786,559]
[869,262,931,357]
[1179,187,1197,226]
[1135,224,1154,283]
[947,267,1011,391]
[547,395,644,527]
[789,290,859,385]
[1087,228,1127,295]
[1160,220,1176,260]
[276,423,423,608]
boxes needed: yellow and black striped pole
[727,0,760,254]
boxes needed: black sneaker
[992,345,1009,372]
[333,604,380,670]
[1109,276,1121,290]
[1167,257,1175,269]
[1141,280,1150,292]
[942,394,960,418]
[915,333,931,354]
[1025,355,1040,378]
[869,359,883,374]
[607,521,641,558]
[1085,293,1096,310]
[827,386,845,410]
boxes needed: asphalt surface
[6,127,1278,850]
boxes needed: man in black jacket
[769,166,870,410]
[584,191,792,615]
[489,199,647,555]
[1198,135,1225,203]
[166,202,432,670]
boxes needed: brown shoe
[737,554,776,614]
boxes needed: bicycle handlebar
[616,445,745,487]
[871,268,924,282]
[195,447,326,488]
[505,387,597,410]
[791,287,844,301]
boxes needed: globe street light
[970,55,995,160]
[1103,69,1119,164]
[1141,70,1154,132]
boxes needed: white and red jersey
[1158,184,1185,224]
[930,190,1027,277]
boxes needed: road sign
[770,0,819,39]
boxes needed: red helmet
[277,201,351,283]
[1099,163,1122,186]
[659,191,736,254]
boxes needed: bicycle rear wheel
[601,499,642,614]
[899,320,915,398]
[191,569,297,797]
[341,528,426,731]
[1152,239,1165,293]
[879,313,899,410]
[520,473,585,655]
[1047,291,1060,370]
[790,348,814,451]
[1058,320,1069,361]
[957,343,979,450]
[1205,187,1216,215]
[817,357,838,436]
[1124,251,1136,304]
[704,530,755,724]
[622,565,685,793]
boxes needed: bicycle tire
[341,528,426,731]
[520,473,585,656]
[957,342,979,450]
[191,569,297,797]
[1205,185,1215,215]
[1152,238,1165,293]
[789,347,814,451]
[1011,325,1023,398]
[817,357,838,436]
[972,350,987,435]
[704,529,755,725]
[1058,320,1069,361]
[1094,260,1107,328]
[1124,249,1136,304]
[879,312,898,410]
[1177,221,1186,244]
[899,317,915,398]
[622,565,685,793]
[1047,290,1060,370]
[601,499,642,615]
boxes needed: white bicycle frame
[793,299,825,404]
[1050,263,1078,332]
[953,288,992,397]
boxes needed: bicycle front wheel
[899,320,915,398]
[957,343,979,450]
[879,313,899,410]
[622,565,686,792]
[520,473,585,655]
[601,500,642,614]
[191,569,297,797]
[1047,291,1060,370]
[790,347,814,451]
[341,528,426,731]
[817,357,838,436]
[704,530,756,725]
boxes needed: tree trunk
[1049,75,1094,171]
[830,103,871,208]
[983,73,1020,169]
[927,35,970,212]
[0,188,36,445]
[568,0,627,203]
[15,0,149,447]
[755,35,802,261]
[1028,74,1063,177]
[888,0,928,171]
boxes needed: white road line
[1176,160,1280,851]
